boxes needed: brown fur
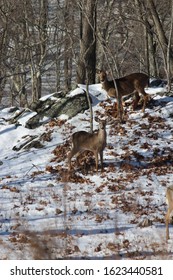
[165,185,173,240]
[68,118,107,172]
[98,70,149,113]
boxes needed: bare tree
[76,0,97,84]
[63,0,74,92]
[23,0,48,102]
[1,0,172,108]
[147,0,173,78]
[0,0,9,103]
[166,0,173,90]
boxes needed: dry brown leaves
[8,233,29,243]
[51,140,70,163]
[46,164,92,184]
[1,185,20,193]
[47,119,66,128]
[40,131,53,142]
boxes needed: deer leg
[68,148,77,170]
[76,151,83,166]
[165,210,170,240]
[94,151,99,172]
[112,102,119,119]
[142,93,149,113]
[132,91,140,110]
[138,88,149,113]
[99,151,104,171]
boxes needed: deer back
[98,69,149,97]
[72,123,106,153]
[72,131,106,151]
[117,73,149,96]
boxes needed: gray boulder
[25,91,89,129]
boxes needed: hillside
[0,83,173,260]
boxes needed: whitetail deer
[97,70,149,116]
[68,117,107,172]
[165,185,173,240]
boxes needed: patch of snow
[0,83,173,260]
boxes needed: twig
[24,164,41,177]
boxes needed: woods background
[0,0,173,107]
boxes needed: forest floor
[0,83,173,259]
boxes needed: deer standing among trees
[165,185,173,240]
[97,70,149,120]
[68,117,107,172]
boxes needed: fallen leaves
[8,233,29,243]
[51,140,70,163]
[107,242,119,251]
[48,119,66,128]
[1,185,20,193]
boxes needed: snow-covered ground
[0,83,173,260]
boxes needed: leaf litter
[0,84,173,259]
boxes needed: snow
[145,87,166,95]
[0,83,173,260]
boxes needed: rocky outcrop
[25,91,89,129]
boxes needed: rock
[23,140,44,150]
[150,79,167,88]
[12,135,38,151]
[8,107,20,113]
[12,131,53,151]
[25,91,89,129]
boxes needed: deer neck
[101,78,109,90]
[101,77,114,92]
[98,127,106,144]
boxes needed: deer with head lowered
[97,70,149,118]
[165,185,173,240]
[68,117,107,172]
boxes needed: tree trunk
[148,28,157,77]
[31,69,42,102]
[166,0,173,91]
[135,0,157,77]
[76,0,97,84]
[147,0,173,76]
[64,0,73,92]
